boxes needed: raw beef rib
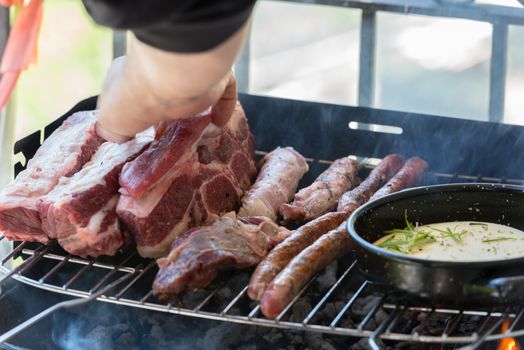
[117,103,256,258]
[39,132,153,257]
[0,112,103,244]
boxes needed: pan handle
[464,275,524,301]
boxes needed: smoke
[241,93,524,183]
[46,264,353,350]
[51,302,203,350]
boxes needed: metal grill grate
[1,156,524,348]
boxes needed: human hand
[95,57,238,143]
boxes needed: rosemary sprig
[482,237,515,243]
[427,226,468,243]
[469,222,488,231]
[405,209,416,232]
[376,210,436,252]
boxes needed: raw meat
[259,156,429,319]
[369,157,428,200]
[279,156,358,223]
[39,132,153,257]
[238,147,308,221]
[153,213,291,301]
[0,111,102,243]
[337,154,404,212]
[117,103,256,258]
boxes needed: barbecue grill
[3,0,524,348]
[2,93,524,349]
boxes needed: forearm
[129,19,248,105]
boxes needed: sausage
[279,157,358,224]
[337,154,404,212]
[369,156,428,200]
[249,154,402,302]
[238,147,308,222]
[260,223,352,319]
[259,156,429,319]
[247,211,349,300]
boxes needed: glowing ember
[498,321,521,350]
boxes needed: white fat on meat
[2,111,99,199]
[86,196,118,234]
[46,136,152,207]
[58,196,122,256]
[118,156,199,217]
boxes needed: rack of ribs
[0,111,103,244]
[39,131,153,257]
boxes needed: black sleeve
[81,0,256,53]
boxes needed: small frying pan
[347,183,524,306]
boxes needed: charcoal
[456,315,481,335]
[289,333,305,345]
[315,261,338,291]
[374,309,389,325]
[151,323,165,343]
[343,290,355,300]
[411,312,449,336]
[392,313,419,334]
[203,324,230,349]
[304,332,338,350]
[349,337,376,350]
[255,324,271,336]
[335,301,346,311]
[114,332,137,349]
[203,322,253,350]
[230,307,241,315]
[112,323,129,333]
[216,286,233,301]
[362,319,377,331]
[263,330,284,343]
[158,315,188,335]
[47,260,490,350]
[289,298,312,322]
[391,341,430,349]
[317,302,339,321]
[340,319,357,329]
[317,300,350,326]
[238,345,258,350]
[181,289,208,307]
[416,312,429,323]
[85,326,114,350]
[351,295,382,318]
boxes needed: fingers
[96,57,159,143]
[95,122,133,143]
[96,59,238,143]
[210,71,237,127]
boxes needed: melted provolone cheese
[374,221,524,261]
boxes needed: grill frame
[3,93,524,347]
